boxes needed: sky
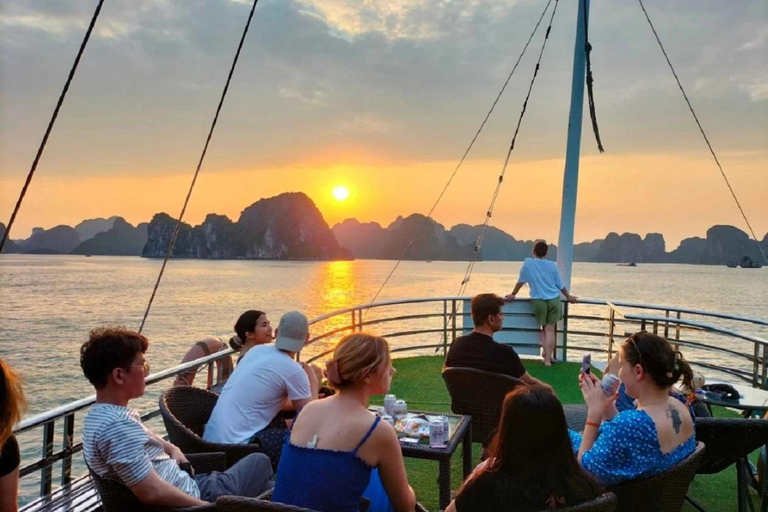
[0,0,766,249]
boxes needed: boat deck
[382,355,758,512]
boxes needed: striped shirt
[83,403,200,498]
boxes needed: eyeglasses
[128,362,151,376]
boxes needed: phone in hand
[581,354,591,375]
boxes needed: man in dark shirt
[445,293,553,394]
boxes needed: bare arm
[130,470,207,507]
[504,282,525,300]
[0,468,19,512]
[560,287,577,303]
[373,424,417,512]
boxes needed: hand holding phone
[581,354,591,375]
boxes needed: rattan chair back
[608,441,705,512]
[442,366,525,445]
[694,417,768,474]
[159,386,263,467]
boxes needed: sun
[332,185,350,202]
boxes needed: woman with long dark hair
[446,386,600,511]
[574,332,696,485]
[173,310,271,387]
[1,358,26,512]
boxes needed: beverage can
[381,415,395,426]
[394,399,407,419]
[384,394,397,416]
[429,419,445,447]
[440,416,450,440]
[601,373,622,397]
[375,406,386,417]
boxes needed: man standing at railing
[505,240,578,366]
[80,327,274,507]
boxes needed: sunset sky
[0,0,766,249]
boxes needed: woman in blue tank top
[272,333,416,512]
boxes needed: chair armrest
[415,503,430,512]
[187,452,227,473]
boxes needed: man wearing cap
[203,311,320,467]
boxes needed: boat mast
[556,0,590,290]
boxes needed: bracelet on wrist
[585,420,601,429]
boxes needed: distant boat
[85,254,92,257]
[617,262,637,267]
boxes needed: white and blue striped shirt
[83,403,200,498]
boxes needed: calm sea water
[1,254,767,503]
[1,254,767,416]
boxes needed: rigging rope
[0,0,106,254]
[583,0,604,153]
[637,0,768,266]
[455,0,560,302]
[138,0,261,333]
[364,0,555,313]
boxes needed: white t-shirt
[517,257,565,300]
[203,344,311,444]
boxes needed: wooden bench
[20,475,101,512]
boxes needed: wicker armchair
[442,366,524,445]
[608,441,705,512]
[88,452,225,512]
[691,417,768,511]
[554,492,617,512]
[160,386,264,467]
[563,404,588,432]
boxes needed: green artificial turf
[372,356,761,512]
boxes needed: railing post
[358,309,363,332]
[762,344,767,389]
[754,342,761,388]
[351,310,356,332]
[451,300,458,342]
[207,361,214,389]
[652,319,659,335]
[41,422,54,497]
[562,301,569,362]
[640,318,647,331]
[61,413,75,487]
[442,300,449,357]
[607,308,615,362]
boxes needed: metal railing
[14,296,768,506]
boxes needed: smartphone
[581,354,591,374]
[400,437,420,444]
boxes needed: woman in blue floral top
[571,332,696,486]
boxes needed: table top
[371,408,471,458]
[695,381,768,412]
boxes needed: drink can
[429,419,445,447]
[601,373,622,397]
[375,406,386,417]
[440,416,450,440]
[384,394,397,416]
[381,415,395,426]
[394,399,407,419]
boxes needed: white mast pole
[556,0,590,290]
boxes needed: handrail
[15,349,234,433]
[13,295,768,506]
